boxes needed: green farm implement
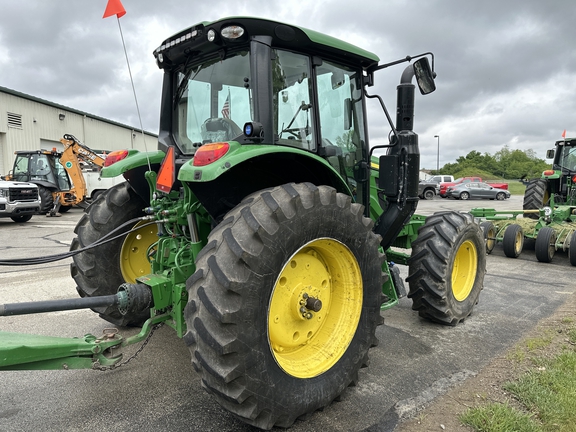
[471,137,576,264]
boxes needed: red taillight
[193,143,230,167]
[543,170,555,176]
[572,175,576,183]
[104,149,129,167]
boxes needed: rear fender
[179,142,351,221]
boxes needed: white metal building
[0,86,157,176]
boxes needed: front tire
[10,215,32,223]
[460,191,470,200]
[70,182,150,326]
[185,183,384,429]
[37,185,54,214]
[423,189,435,200]
[406,212,485,326]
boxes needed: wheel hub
[451,239,478,301]
[120,220,156,283]
[268,238,362,378]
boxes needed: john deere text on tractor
[0,17,485,430]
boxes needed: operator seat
[201,118,243,143]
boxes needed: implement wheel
[185,183,383,429]
[502,224,524,258]
[480,221,496,254]
[406,211,485,325]
[535,226,556,263]
[523,179,548,220]
[70,182,151,326]
[569,231,576,266]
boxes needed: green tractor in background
[1,17,486,430]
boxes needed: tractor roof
[154,16,380,71]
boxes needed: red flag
[103,0,126,19]
[562,129,567,139]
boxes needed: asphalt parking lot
[1,195,574,432]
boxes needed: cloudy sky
[2,0,575,170]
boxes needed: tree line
[431,145,549,180]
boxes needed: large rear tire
[523,179,548,220]
[184,183,384,429]
[406,212,485,325]
[70,182,151,326]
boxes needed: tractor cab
[12,150,71,191]
[539,138,576,206]
[152,17,434,221]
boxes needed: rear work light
[193,143,230,167]
[221,25,244,40]
[104,150,129,167]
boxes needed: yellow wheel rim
[514,230,523,254]
[120,220,156,283]
[268,238,363,378]
[485,226,496,252]
[451,239,478,302]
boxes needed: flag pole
[115,17,151,171]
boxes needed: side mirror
[546,149,555,159]
[413,57,436,95]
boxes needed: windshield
[174,51,252,154]
[558,145,576,171]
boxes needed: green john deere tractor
[0,17,486,430]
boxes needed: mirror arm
[371,52,435,74]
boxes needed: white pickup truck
[0,180,41,222]
[82,168,125,202]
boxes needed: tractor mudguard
[100,150,166,178]
[178,140,350,191]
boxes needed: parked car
[439,177,509,197]
[446,182,511,200]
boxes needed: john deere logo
[65,161,73,169]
